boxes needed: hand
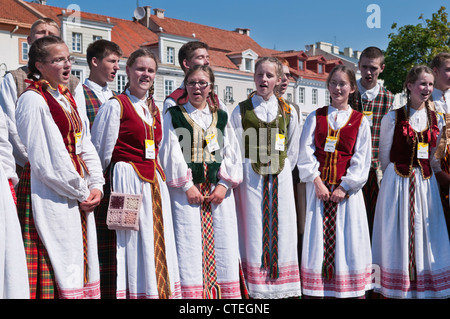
[208,184,227,205]
[186,185,204,205]
[330,185,347,203]
[80,188,102,212]
[314,176,330,202]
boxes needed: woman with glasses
[160,65,243,299]
[15,35,104,299]
[91,48,180,299]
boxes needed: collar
[85,78,109,92]
[357,79,380,101]
[184,101,211,115]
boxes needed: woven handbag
[106,167,143,231]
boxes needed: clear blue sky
[43,0,447,53]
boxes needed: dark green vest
[240,98,290,175]
[168,105,228,184]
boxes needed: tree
[382,6,450,94]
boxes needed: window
[244,58,253,72]
[164,79,174,97]
[93,35,102,41]
[224,86,234,104]
[299,60,304,71]
[287,93,292,102]
[116,74,127,93]
[312,89,318,105]
[298,87,305,104]
[325,90,330,104]
[72,32,82,52]
[318,64,323,73]
[247,88,253,97]
[18,39,29,64]
[166,47,175,64]
[71,70,83,81]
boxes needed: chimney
[332,45,340,54]
[344,47,353,57]
[153,8,165,19]
[235,28,250,36]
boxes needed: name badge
[145,139,155,159]
[324,136,337,153]
[75,132,82,154]
[363,111,373,127]
[275,133,286,151]
[417,142,429,159]
[205,133,220,152]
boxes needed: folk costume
[230,94,301,299]
[76,78,117,129]
[0,67,80,170]
[297,105,373,298]
[352,80,394,237]
[0,108,29,299]
[431,88,450,238]
[91,89,181,299]
[160,101,243,299]
[372,105,450,299]
[15,80,104,299]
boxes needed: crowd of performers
[0,18,449,299]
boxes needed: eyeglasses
[46,56,76,66]
[186,81,210,88]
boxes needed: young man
[163,41,226,113]
[351,47,394,237]
[431,52,450,237]
[0,18,80,174]
[75,39,122,128]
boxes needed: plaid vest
[352,86,394,170]
[82,85,116,129]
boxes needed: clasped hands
[314,176,348,204]
[186,184,227,205]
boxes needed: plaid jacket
[352,86,394,170]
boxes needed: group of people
[0,18,449,300]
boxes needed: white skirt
[301,182,373,298]
[234,160,301,299]
[168,183,241,299]
[372,164,450,299]
[112,162,181,299]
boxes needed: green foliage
[382,6,450,94]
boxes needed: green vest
[168,105,228,184]
[240,98,290,175]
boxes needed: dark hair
[27,35,65,81]
[360,46,385,65]
[177,64,218,112]
[124,48,159,116]
[326,65,358,107]
[86,39,122,68]
[430,52,450,70]
[178,41,209,72]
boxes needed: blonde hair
[30,18,60,36]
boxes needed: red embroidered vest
[314,106,363,185]
[26,81,87,177]
[110,94,165,183]
[390,107,439,179]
